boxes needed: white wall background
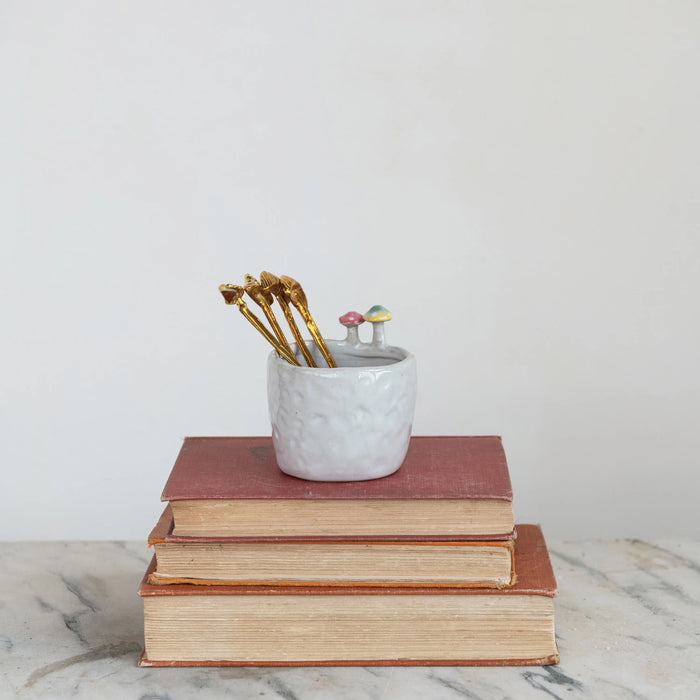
[2,1,699,540]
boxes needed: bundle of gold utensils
[219,273,337,368]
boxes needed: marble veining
[0,538,699,699]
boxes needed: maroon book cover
[161,435,513,502]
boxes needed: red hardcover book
[161,436,514,539]
[139,524,557,667]
[147,506,516,588]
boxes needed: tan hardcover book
[161,436,515,539]
[139,524,557,667]
[147,506,516,588]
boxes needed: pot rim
[268,340,415,373]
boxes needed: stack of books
[138,436,558,666]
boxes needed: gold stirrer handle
[279,275,337,368]
[243,274,297,360]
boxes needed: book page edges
[148,538,516,588]
[152,505,515,543]
[139,524,553,597]
[168,499,514,539]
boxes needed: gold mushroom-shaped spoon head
[260,271,316,367]
[259,270,283,297]
[219,283,245,306]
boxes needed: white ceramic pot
[267,340,417,481]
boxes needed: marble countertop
[1,537,699,699]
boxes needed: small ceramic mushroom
[363,305,392,348]
[338,311,365,346]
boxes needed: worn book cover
[161,436,515,539]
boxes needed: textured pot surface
[267,341,417,481]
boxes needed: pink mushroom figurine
[363,305,392,348]
[338,311,364,346]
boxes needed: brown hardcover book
[161,436,514,539]
[147,506,516,588]
[139,524,557,667]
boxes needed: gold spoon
[243,273,297,361]
[279,275,337,368]
[218,284,300,365]
[260,271,317,367]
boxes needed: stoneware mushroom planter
[267,338,417,481]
